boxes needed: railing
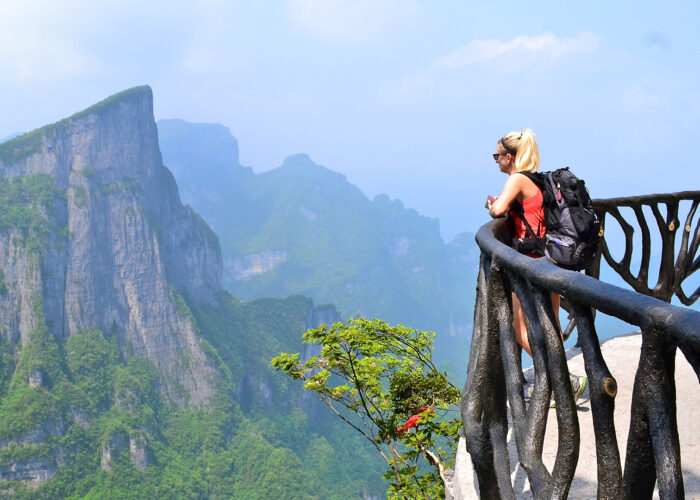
[460,191,700,499]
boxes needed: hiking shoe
[572,375,587,402]
[550,375,587,408]
[524,384,533,403]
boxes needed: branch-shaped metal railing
[461,191,700,499]
[591,191,700,305]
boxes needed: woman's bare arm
[489,174,523,217]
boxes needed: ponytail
[501,128,540,173]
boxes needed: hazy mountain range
[157,118,480,370]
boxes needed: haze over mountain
[0,87,383,497]
[158,118,480,369]
[2,3,697,242]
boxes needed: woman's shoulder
[507,171,535,187]
[509,171,541,198]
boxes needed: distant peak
[0,86,154,164]
[156,118,242,169]
[373,193,405,210]
[283,153,314,165]
[157,118,230,134]
[78,86,153,117]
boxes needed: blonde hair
[501,128,540,173]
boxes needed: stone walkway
[449,332,700,499]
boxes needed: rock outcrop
[0,89,384,496]
[0,86,221,407]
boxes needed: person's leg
[551,292,561,337]
[512,292,532,356]
[513,292,561,353]
[550,292,588,402]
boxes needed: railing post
[511,275,579,499]
[623,325,684,499]
[462,254,505,499]
[460,192,700,498]
[570,302,622,498]
[498,268,552,499]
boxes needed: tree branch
[320,397,392,467]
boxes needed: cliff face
[0,86,221,407]
[0,90,384,496]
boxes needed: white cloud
[435,31,600,69]
[284,0,419,44]
[383,31,602,105]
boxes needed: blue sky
[0,1,698,240]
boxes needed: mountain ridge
[157,118,478,369]
[0,87,385,496]
[0,86,221,408]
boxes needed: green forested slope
[158,119,479,370]
[1,293,382,498]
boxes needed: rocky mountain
[158,119,480,370]
[0,88,383,497]
[0,87,220,408]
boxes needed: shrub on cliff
[272,318,461,499]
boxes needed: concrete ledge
[449,332,699,499]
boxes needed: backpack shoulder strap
[516,171,545,188]
[509,200,539,239]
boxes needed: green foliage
[0,292,384,498]
[0,269,7,296]
[0,341,14,400]
[272,318,462,499]
[186,292,385,498]
[185,291,313,389]
[65,329,120,414]
[0,132,45,164]
[71,185,87,209]
[0,302,67,442]
[99,178,140,196]
[79,168,96,178]
[171,288,195,323]
[112,357,161,421]
[0,173,63,253]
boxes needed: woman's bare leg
[512,291,562,357]
[512,292,532,356]
[551,292,561,337]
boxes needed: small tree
[271,318,461,498]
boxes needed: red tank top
[512,189,546,239]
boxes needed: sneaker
[571,375,587,402]
[549,375,587,408]
[524,384,533,402]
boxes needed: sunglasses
[492,153,508,161]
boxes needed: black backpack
[511,167,602,271]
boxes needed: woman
[487,128,557,356]
[487,129,586,403]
